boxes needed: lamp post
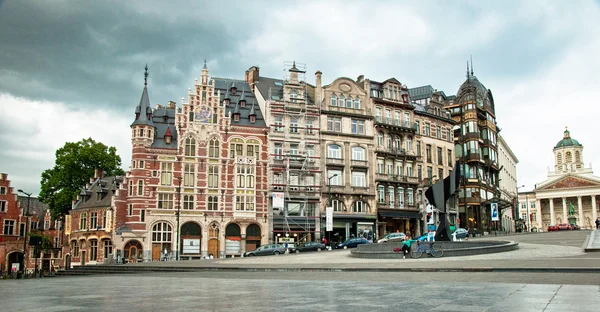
[326,174,338,249]
[176,177,182,261]
[516,185,525,232]
[18,189,32,278]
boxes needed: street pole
[516,185,524,232]
[327,174,338,249]
[176,177,182,261]
[18,190,31,278]
[526,192,530,232]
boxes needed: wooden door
[81,251,86,265]
[152,243,161,261]
[208,239,219,258]
[129,247,138,263]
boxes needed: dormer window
[249,115,256,123]
[233,114,240,122]
[223,98,230,106]
[164,127,173,144]
[231,86,237,95]
[240,100,246,108]
[163,115,168,122]
[402,94,409,103]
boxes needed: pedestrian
[401,235,416,259]
[595,218,599,230]
[323,237,327,246]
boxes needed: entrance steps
[583,230,600,252]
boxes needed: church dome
[456,69,495,114]
[555,128,582,148]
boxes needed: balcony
[375,173,419,184]
[350,187,371,195]
[374,117,417,132]
[375,146,417,158]
[325,157,345,166]
[350,160,369,168]
[325,105,372,116]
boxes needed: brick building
[1,173,62,275]
[121,63,269,261]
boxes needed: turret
[131,64,155,146]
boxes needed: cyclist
[401,235,417,259]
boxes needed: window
[328,144,342,159]
[346,96,352,108]
[351,171,366,187]
[137,180,143,196]
[407,188,414,205]
[377,185,385,203]
[79,213,87,230]
[448,150,453,166]
[405,137,412,151]
[289,143,299,155]
[328,170,342,186]
[90,212,97,229]
[236,166,255,189]
[103,240,113,259]
[377,158,384,173]
[0,201,6,212]
[447,129,452,142]
[407,164,413,177]
[72,241,79,257]
[397,187,404,208]
[185,137,196,156]
[290,118,299,133]
[418,165,422,180]
[438,168,444,180]
[139,160,144,168]
[330,94,337,106]
[305,120,313,134]
[209,139,220,158]
[139,129,144,137]
[377,132,384,146]
[427,167,433,180]
[140,209,145,222]
[415,121,420,134]
[0,186,5,194]
[160,162,173,186]
[152,222,172,243]
[388,186,395,206]
[208,196,219,210]
[19,223,24,237]
[353,97,360,109]
[274,115,284,132]
[339,96,345,108]
[352,146,365,161]
[247,144,259,159]
[331,199,341,212]
[274,143,283,160]
[425,123,431,136]
[416,141,421,156]
[351,119,365,134]
[103,211,109,229]
[183,195,194,209]
[436,126,441,139]
[230,142,243,158]
[158,193,174,209]
[437,147,443,165]
[128,181,133,196]
[44,220,50,230]
[128,204,133,216]
[426,145,432,163]
[235,195,255,211]
[184,164,195,187]
[90,239,98,261]
[327,117,342,132]
[3,220,14,235]
[353,201,365,213]
[208,165,219,188]
[306,145,315,159]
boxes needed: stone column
[536,199,542,229]
[577,196,583,227]
[549,198,555,225]
[562,197,567,223]
[592,195,597,226]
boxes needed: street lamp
[176,177,182,261]
[18,189,31,278]
[516,185,525,232]
[326,174,338,248]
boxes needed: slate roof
[150,106,177,149]
[17,196,48,217]
[212,78,267,127]
[131,86,155,127]
[74,176,123,210]
[408,85,449,101]
[254,76,315,104]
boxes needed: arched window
[566,152,572,163]
[346,96,352,108]
[152,222,172,242]
[557,153,562,165]
[209,139,219,158]
[352,146,365,161]
[185,137,196,157]
[394,136,402,151]
[290,89,298,101]
[330,94,337,106]
[377,185,385,203]
[387,186,395,206]
[327,144,342,159]
[339,95,345,108]
[183,195,194,210]
[353,97,360,109]
[378,132,384,146]
[575,151,581,163]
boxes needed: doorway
[80,251,86,265]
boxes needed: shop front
[378,210,421,238]
[325,214,376,245]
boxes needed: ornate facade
[521,128,600,230]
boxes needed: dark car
[289,242,326,253]
[336,237,370,249]
[244,244,286,257]
[452,228,469,239]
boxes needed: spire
[470,55,474,76]
[231,80,236,90]
[564,126,570,139]
[248,101,256,116]
[239,89,246,102]
[203,59,207,70]
[144,64,149,86]
[233,100,240,115]
[466,61,470,80]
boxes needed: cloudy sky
[1,0,599,196]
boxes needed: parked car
[288,242,326,253]
[377,232,406,243]
[547,225,558,231]
[557,224,571,231]
[244,244,286,257]
[452,228,469,239]
[337,237,370,249]
[570,224,581,230]
[416,233,430,242]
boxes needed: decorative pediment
[539,176,600,190]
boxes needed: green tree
[39,138,125,217]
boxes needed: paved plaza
[2,273,600,312]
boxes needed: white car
[377,232,406,243]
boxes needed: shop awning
[378,211,421,219]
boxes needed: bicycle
[410,241,444,258]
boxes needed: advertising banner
[182,239,200,254]
[326,207,333,231]
[272,192,285,209]
[491,202,499,221]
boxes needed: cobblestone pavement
[2,273,599,311]
[213,242,584,265]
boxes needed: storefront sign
[326,207,333,231]
[491,202,499,221]
[272,192,285,209]
[183,239,200,254]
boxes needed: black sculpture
[425,162,462,241]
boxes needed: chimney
[94,169,103,179]
[167,101,176,109]
[315,70,322,104]
[246,66,259,87]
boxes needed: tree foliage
[39,138,125,217]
